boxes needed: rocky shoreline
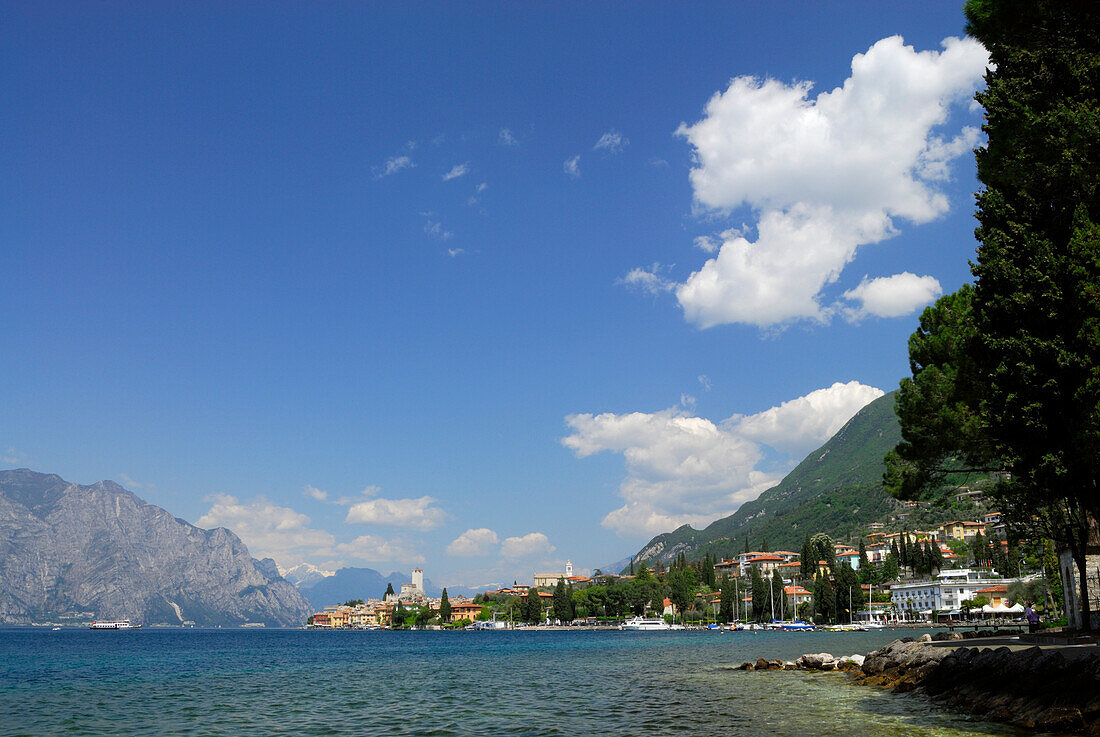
[737,633,1100,735]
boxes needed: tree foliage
[964,0,1100,630]
[438,588,451,622]
[719,575,735,623]
[750,566,767,622]
[885,0,1100,630]
[552,579,574,623]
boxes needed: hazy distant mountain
[279,562,335,590]
[300,567,418,610]
[0,469,313,626]
[297,567,491,609]
[629,391,902,568]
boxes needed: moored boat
[620,616,671,631]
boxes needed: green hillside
[631,391,903,566]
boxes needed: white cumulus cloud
[345,495,446,530]
[665,35,987,328]
[424,219,453,240]
[442,163,469,181]
[333,535,424,564]
[376,155,414,178]
[841,272,943,319]
[563,155,581,178]
[304,485,328,502]
[563,381,882,538]
[197,494,336,564]
[594,130,628,154]
[619,263,674,296]
[728,381,885,457]
[446,528,500,557]
[499,128,518,146]
[500,532,555,558]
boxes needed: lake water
[0,628,1041,736]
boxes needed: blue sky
[2,1,989,589]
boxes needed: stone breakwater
[856,637,1100,734]
[733,652,866,672]
[737,634,1100,734]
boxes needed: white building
[398,568,426,603]
[890,569,1036,617]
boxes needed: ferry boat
[88,620,139,630]
[620,616,671,631]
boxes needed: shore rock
[853,638,1100,735]
[795,652,835,670]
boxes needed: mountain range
[0,469,313,626]
[630,391,902,567]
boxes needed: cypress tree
[525,586,543,624]
[750,566,767,622]
[719,574,734,623]
[966,0,1100,631]
[553,578,572,623]
[881,551,900,582]
[439,588,451,623]
[770,570,784,621]
[800,535,814,582]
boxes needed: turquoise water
[0,628,1037,736]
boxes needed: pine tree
[761,537,769,553]
[858,538,869,572]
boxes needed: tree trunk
[1074,547,1093,632]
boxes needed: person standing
[1025,602,1040,633]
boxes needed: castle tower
[565,560,573,578]
[411,567,424,592]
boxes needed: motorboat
[773,620,815,631]
[620,616,671,631]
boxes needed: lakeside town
[308,498,1067,631]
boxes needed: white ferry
[88,620,139,630]
[620,616,671,631]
